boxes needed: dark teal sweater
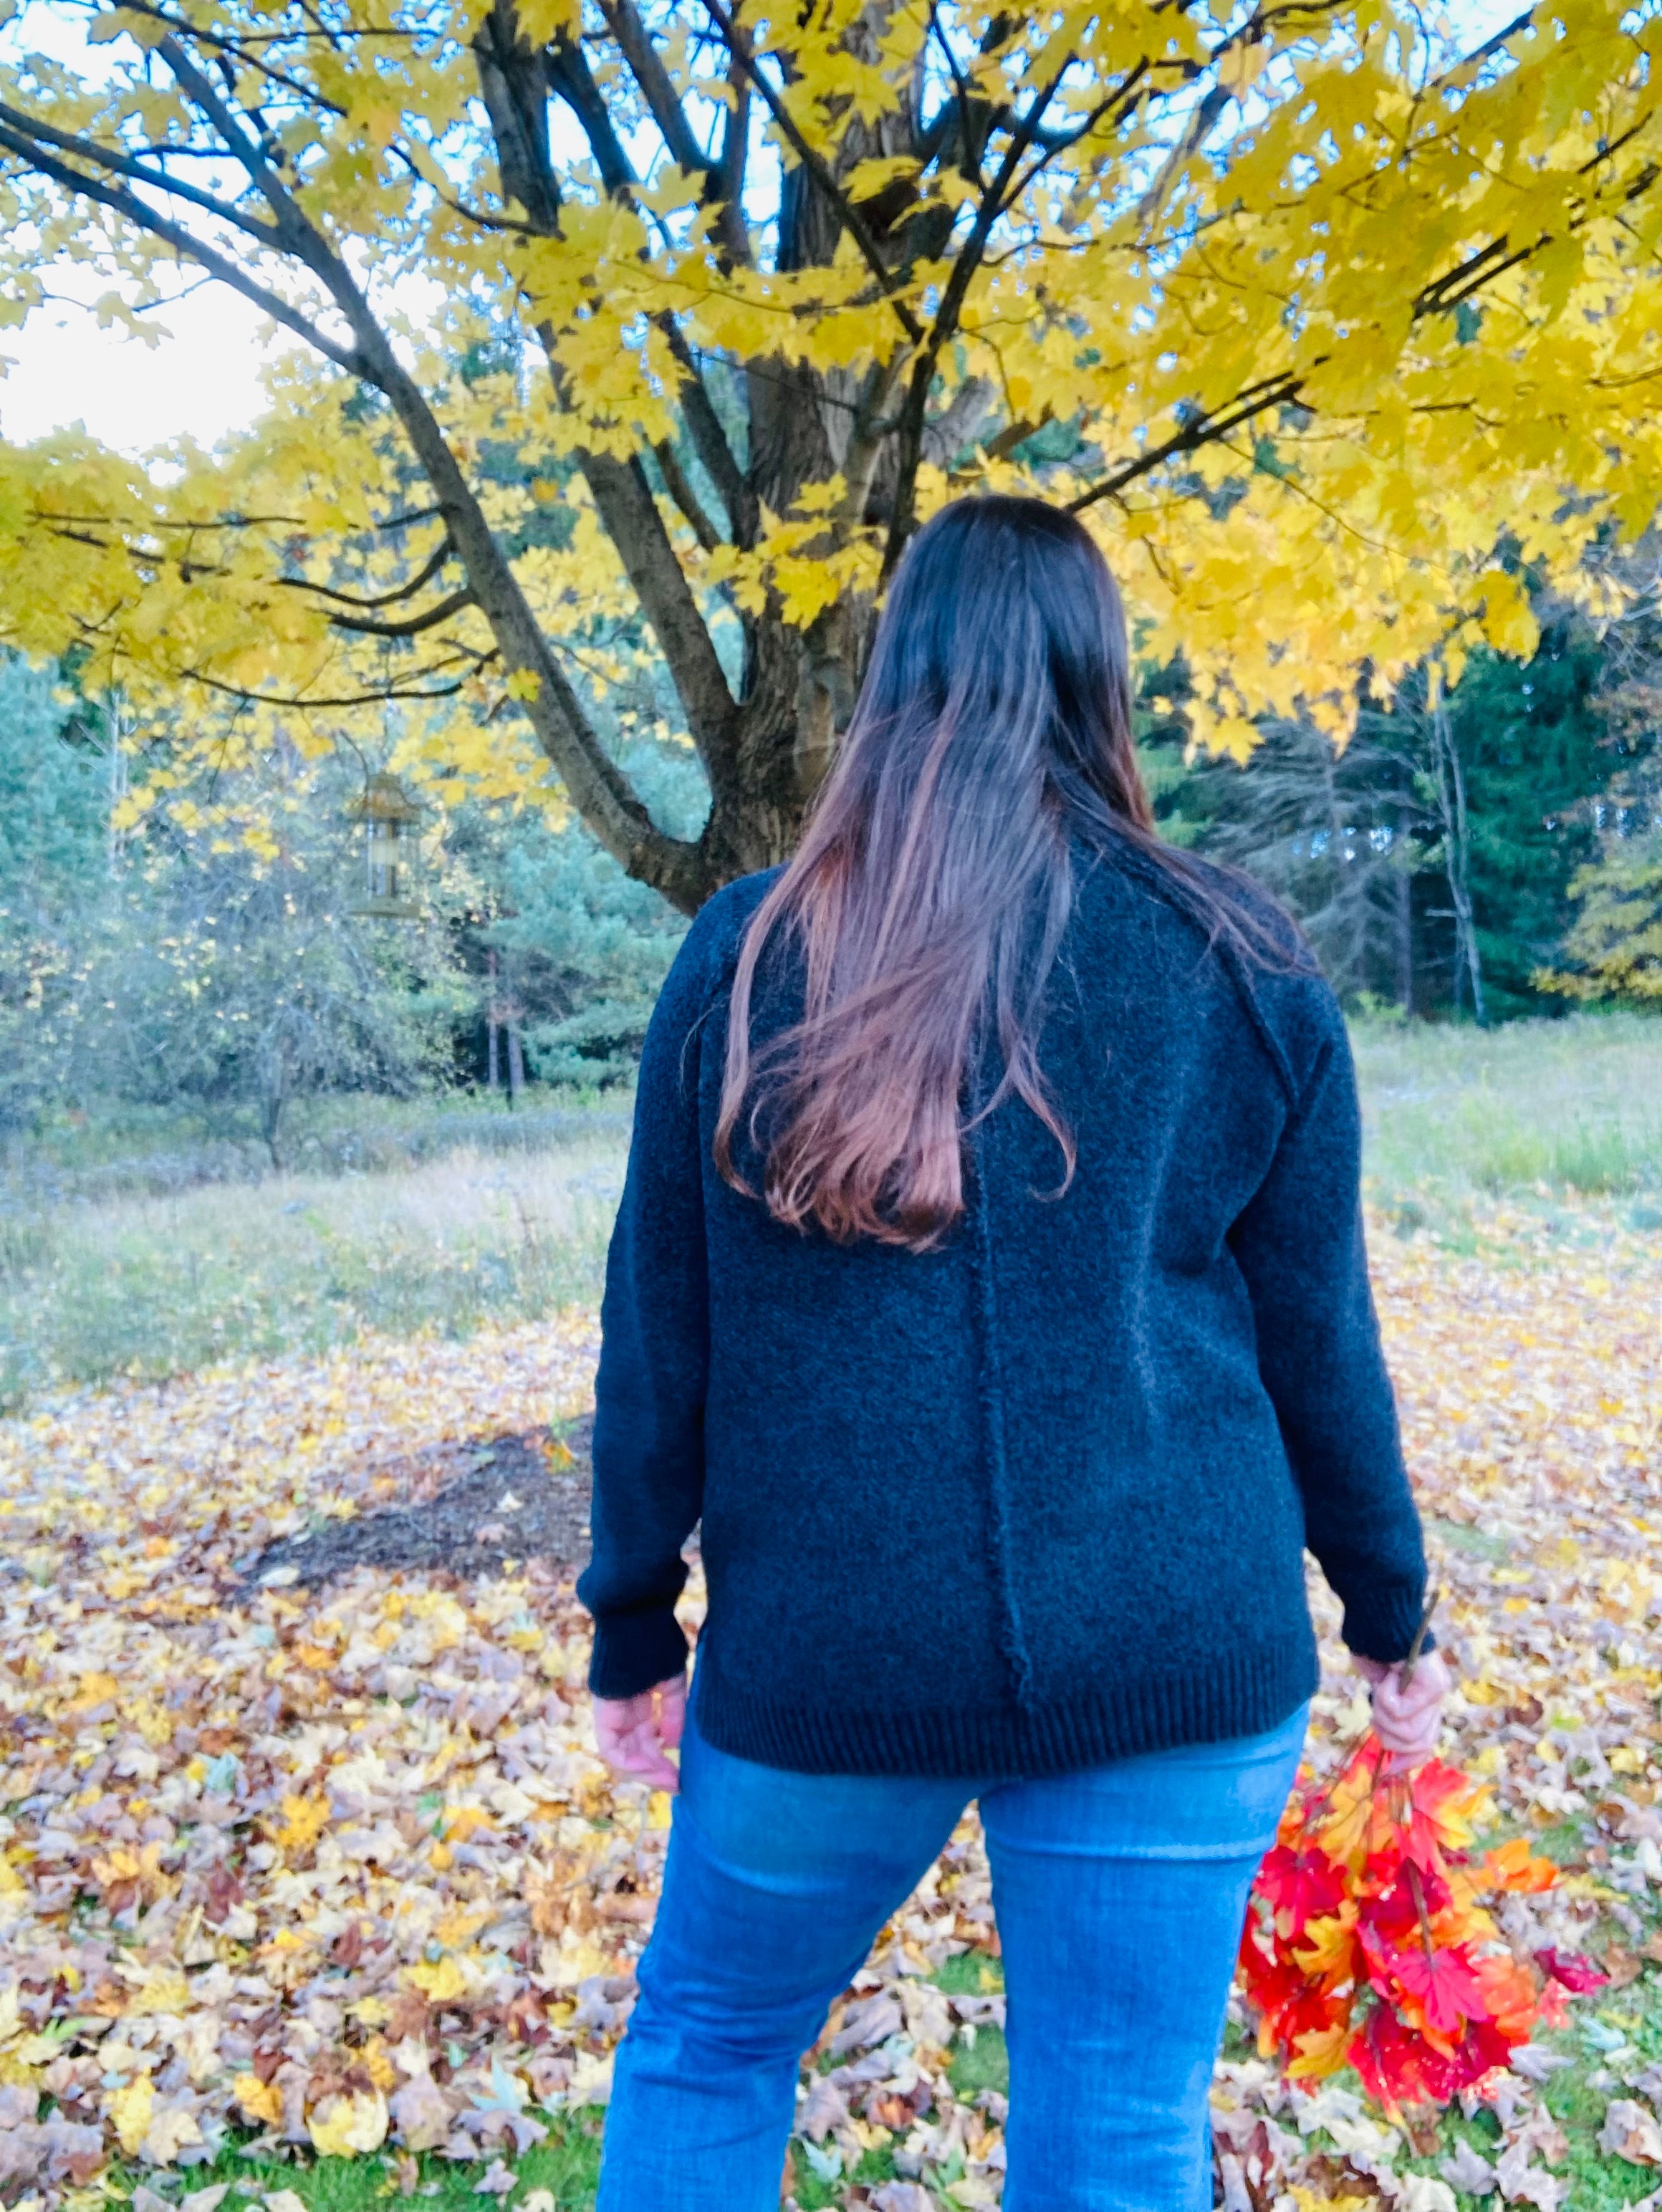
[577,849,1428,1777]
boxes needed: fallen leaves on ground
[0,1204,1659,2211]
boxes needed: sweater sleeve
[1226,1001,1430,1663]
[576,923,716,1700]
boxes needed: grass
[1352,1009,1662,1235]
[3,1011,1661,1408]
[0,1106,626,1408]
[84,2117,607,2212]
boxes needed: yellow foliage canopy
[1,0,1659,900]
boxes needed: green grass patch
[98,2118,606,2212]
[1424,1516,1512,1563]
[0,1127,625,1408]
[1351,1010,1662,1238]
[946,2022,1010,2104]
[931,1951,1004,1996]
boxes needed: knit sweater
[576,845,1429,1778]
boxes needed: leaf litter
[0,1205,1658,2211]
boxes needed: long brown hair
[714,495,1275,1250]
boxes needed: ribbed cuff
[588,1608,691,1700]
[1341,1582,1432,1665]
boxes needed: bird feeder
[348,770,424,918]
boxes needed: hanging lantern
[348,771,424,918]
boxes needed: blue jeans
[596,1699,1307,2211]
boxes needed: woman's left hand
[1354,1648,1452,1764]
[592,1675,686,1793]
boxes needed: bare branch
[547,34,637,197]
[658,317,758,547]
[1067,372,1306,512]
[881,56,1077,575]
[653,438,723,552]
[188,666,470,708]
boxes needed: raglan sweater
[575,844,1429,1778]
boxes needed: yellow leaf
[125,1965,189,2016]
[1291,1908,1358,1979]
[272,1793,331,1855]
[142,2100,203,2165]
[407,1956,469,2003]
[307,2087,390,2157]
[107,2073,155,2157]
[1286,2022,1354,2082]
[1474,567,1539,661]
[234,2074,284,2127]
[504,669,542,702]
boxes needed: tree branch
[657,317,759,546]
[653,438,723,552]
[1067,372,1306,512]
[0,99,281,244]
[0,120,368,378]
[325,585,478,638]
[547,34,637,198]
[471,1,560,230]
[600,0,711,180]
[188,666,469,708]
[276,536,453,610]
[698,0,925,346]
[882,56,1076,575]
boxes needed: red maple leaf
[1385,1940,1489,2036]
[1256,1845,1348,1941]
[1349,2004,1466,2113]
[1359,1854,1451,1946]
[1534,1947,1610,1994]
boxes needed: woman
[577,495,1450,2209]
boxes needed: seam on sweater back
[967,1130,1037,1708]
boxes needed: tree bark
[1429,688,1487,1024]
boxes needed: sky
[1,279,275,455]
[0,0,277,453]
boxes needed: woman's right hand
[592,1674,687,1792]
[1354,1648,1452,1764]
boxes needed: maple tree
[1,0,1661,907]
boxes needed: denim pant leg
[982,1706,1308,2212]
[596,1707,971,2211]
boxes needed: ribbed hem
[588,1607,691,1701]
[1340,1582,1432,1667]
[690,1636,1320,1780]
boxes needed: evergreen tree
[1444,620,1613,1018]
[1143,615,1623,1019]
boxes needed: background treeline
[4,563,1660,1157]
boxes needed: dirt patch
[241,1416,595,1592]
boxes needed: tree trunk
[1429,688,1486,1024]
[1393,828,1414,1014]
[506,1022,525,1105]
[486,949,501,1091]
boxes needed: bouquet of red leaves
[1237,1731,1605,2117]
